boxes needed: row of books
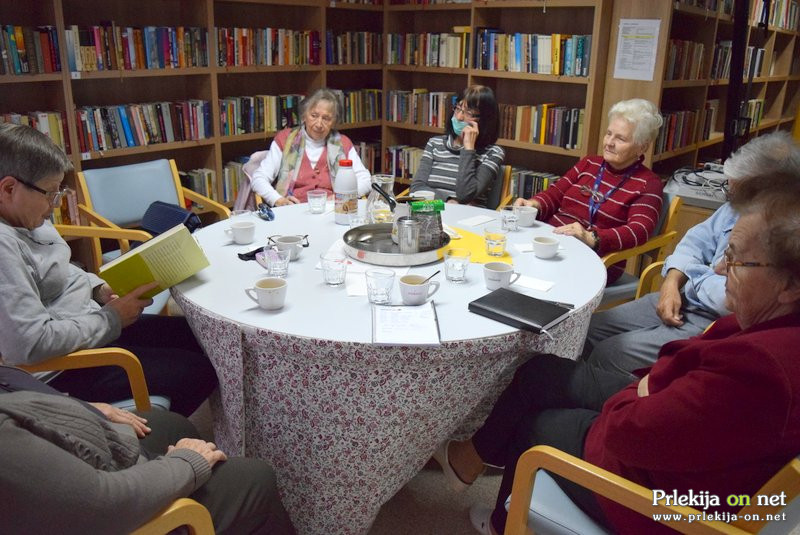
[665,39,706,81]
[215,27,321,67]
[654,109,700,155]
[699,99,721,142]
[498,103,584,150]
[0,25,61,75]
[333,88,382,124]
[74,100,211,153]
[474,29,592,77]
[325,31,382,65]
[353,140,382,175]
[741,98,766,128]
[676,0,733,14]
[384,145,424,179]
[384,89,457,128]
[1,110,70,153]
[219,94,303,136]
[743,46,766,78]
[752,0,800,31]
[385,31,470,69]
[52,189,79,226]
[508,168,560,202]
[64,24,208,72]
[710,40,733,79]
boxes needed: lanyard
[587,162,638,228]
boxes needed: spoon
[420,270,440,284]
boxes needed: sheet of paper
[515,275,555,292]
[372,302,441,346]
[457,215,496,227]
[612,18,661,81]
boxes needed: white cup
[269,235,308,261]
[516,206,538,227]
[225,221,256,244]
[245,277,287,310]
[414,190,435,200]
[399,274,440,305]
[533,236,560,259]
[483,262,521,290]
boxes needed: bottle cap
[339,159,353,167]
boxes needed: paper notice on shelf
[372,302,441,346]
[612,19,661,81]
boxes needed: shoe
[469,504,495,535]
[432,440,471,492]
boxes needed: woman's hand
[553,222,593,247]
[461,121,479,151]
[106,282,159,328]
[170,438,228,469]
[513,198,540,209]
[93,283,118,305]
[90,403,151,437]
[274,196,299,207]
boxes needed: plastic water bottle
[334,159,357,225]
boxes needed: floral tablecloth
[174,290,602,534]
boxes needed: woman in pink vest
[248,88,372,207]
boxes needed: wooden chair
[16,348,214,535]
[597,195,683,310]
[505,445,800,535]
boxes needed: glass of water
[265,247,291,278]
[320,252,348,286]
[365,268,395,304]
[484,225,508,257]
[444,248,471,283]
[501,206,519,231]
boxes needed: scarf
[273,126,345,197]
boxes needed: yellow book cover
[551,33,561,76]
[99,224,209,298]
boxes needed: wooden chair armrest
[497,193,514,210]
[131,498,214,535]
[602,231,677,268]
[635,261,665,299]
[55,225,153,243]
[505,445,747,535]
[77,203,118,228]
[182,187,231,220]
[17,348,152,411]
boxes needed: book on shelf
[468,288,572,334]
[98,224,209,299]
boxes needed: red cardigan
[584,312,800,534]
[532,156,663,283]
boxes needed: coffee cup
[516,206,538,227]
[225,220,256,245]
[483,262,521,290]
[245,277,287,310]
[533,236,559,259]
[269,234,309,261]
[399,274,440,305]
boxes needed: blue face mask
[451,116,469,137]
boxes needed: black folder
[468,288,572,334]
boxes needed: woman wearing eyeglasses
[514,98,664,283]
[0,123,217,418]
[244,87,371,208]
[409,85,505,208]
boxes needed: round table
[172,202,606,535]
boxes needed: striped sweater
[410,135,505,207]
[532,155,664,283]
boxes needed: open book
[98,224,209,298]
[468,288,572,334]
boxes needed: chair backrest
[78,159,184,227]
[654,193,683,262]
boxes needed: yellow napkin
[444,227,512,264]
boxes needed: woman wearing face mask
[514,98,664,283]
[410,85,505,208]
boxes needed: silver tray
[342,223,450,266]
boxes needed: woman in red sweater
[437,173,800,534]
[515,98,664,283]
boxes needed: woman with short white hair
[515,98,664,283]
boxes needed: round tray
[342,223,450,266]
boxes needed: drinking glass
[484,225,508,257]
[444,248,471,283]
[307,190,328,214]
[265,247,291,278]
[501,206,519,231]
[320,252,348,286]
[365,268,395,304]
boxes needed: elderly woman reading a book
[246,87,372,207]
[437,177,800,535]
[0,123,216,416]
[514,98,664,283]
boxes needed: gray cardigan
[0,219,121,366]
[0,391,211,534]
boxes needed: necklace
[581,162,639,228]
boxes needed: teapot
[366,175,396,224]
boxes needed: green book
[99,224,209,298]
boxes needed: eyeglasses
[17,178,72,207]
[453,104,480,121]
[723,247,772,275]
